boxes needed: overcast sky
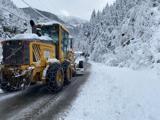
[12,0,115,20]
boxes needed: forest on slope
[77,0,160,69]
[0,0,29,39]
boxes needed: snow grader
[0,20,76,92]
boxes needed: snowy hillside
[0,2,83,40]
[22,7,64,23]
[0,0,30,39]
[59,16,88,39]
[22,7,84,38]
[59,16,87,27]
[64,62,160,120]
[77,0,160,69]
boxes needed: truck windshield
[41,26,59,43]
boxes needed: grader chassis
[0,20,76,92]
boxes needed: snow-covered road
[64,62,160,120]
[0,63,91,120]
[0,62,160,120]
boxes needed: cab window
[41,25,59,43]
[62,31,69,54]
[44,50,50,60]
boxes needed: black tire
[62,61,72,85]
[46,63,64,93]
[0,72,14,92]
[0,82,14,92]
[0,78,31,92]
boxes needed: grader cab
[0,21,76,92]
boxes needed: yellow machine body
[0,23,75,91]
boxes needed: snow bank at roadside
[64,62,160,120]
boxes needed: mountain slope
[22,7,64,23]
[22,7,84,37]
[0,0,29,39]
[59,16,87,27]
[77,0,160,69]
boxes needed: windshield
[41,25,59,43]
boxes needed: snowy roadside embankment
[64,62,160,120]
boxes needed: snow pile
[8,33,53,41]
[77,0,160,69]
[10,33,40,40]
[38,21,61,26]
[64,62,160,120]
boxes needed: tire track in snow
[0,92,20,102]
[11,63,91,120]
[0,63,90,120]
[0,85,50,120]
[9,85,73,120]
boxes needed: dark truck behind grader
[0,20,76,92]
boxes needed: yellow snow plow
[0,20,76,92]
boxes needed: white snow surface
[10,33,39,40]
[0,92,21,102]
[64,62,160,120]
[38,20,61,26]
[8,33,52,41]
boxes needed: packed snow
[38,20,61,26]
[64,62,160,120]
[9,33,40,40]
[0,91,21,102]
[8,33,53,41]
